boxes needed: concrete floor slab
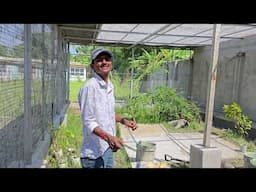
[119,124,243,168]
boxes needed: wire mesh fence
[0,24,69,167]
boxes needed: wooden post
[203,24,222,147]
[130,48,134,99]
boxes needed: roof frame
[58,24,256,151]
[59,24,256,50]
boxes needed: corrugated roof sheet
[58,24,256,48]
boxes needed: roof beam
[196,26,256,45]
[221,25,256,37]
[64,36,204,47]
[59,25,242,41]
[117,24,140,44]
[128,24,178,49]
[91,24,101,44]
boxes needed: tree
[70,45,92,66]
[129,48,172,81]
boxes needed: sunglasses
[94,56,112,63]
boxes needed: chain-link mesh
[0,24,25,167]
[0,24,68,167]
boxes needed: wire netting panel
[54,37,69,116]
[0,24,25,167]
[0,24,69,167]
[31,24,44,151]
[31,24,58,151]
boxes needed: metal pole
[42,24,46,141]
[203,24,222,147]
[56,26,61,115]
[24,24,32,164]
[67,42,70,102]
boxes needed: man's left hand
[123,119,137,131]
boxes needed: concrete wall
[139,34,256,124]
[139,66,167,93]
[140,60,192,98]
[191,35,256,121]
[167,60,192,98]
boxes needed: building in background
[70,62,86,81]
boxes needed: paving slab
[119,124,243,168]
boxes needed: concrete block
[190,144,222,168]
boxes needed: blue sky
[69,45,78,55]
[0,24,24,48]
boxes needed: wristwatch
[120,117,128,125]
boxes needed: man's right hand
[94,127,124,152]
[106,135,123,152]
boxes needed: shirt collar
[93,73,113,92]
[93,73,106,86]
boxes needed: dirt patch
[120,123,166,140]
[222,158,244,168]
[69,102,80,114]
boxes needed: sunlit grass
[46,107,83,168]
[69,81,86,102]
[114,124,132,168]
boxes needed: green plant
[223,102,252,137]
[121,86,200,124]
[110,72,134,100]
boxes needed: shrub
[223,102,252,137]
[122,86,200,123]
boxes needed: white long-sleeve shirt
[78,73,116,159]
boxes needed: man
[78,47,137,168]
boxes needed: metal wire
[0,24,68,167]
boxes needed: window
[70,68,74,75]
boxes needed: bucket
[136,141,156,162]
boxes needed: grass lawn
[69,81,86,102]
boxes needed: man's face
[92,53,113,76]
